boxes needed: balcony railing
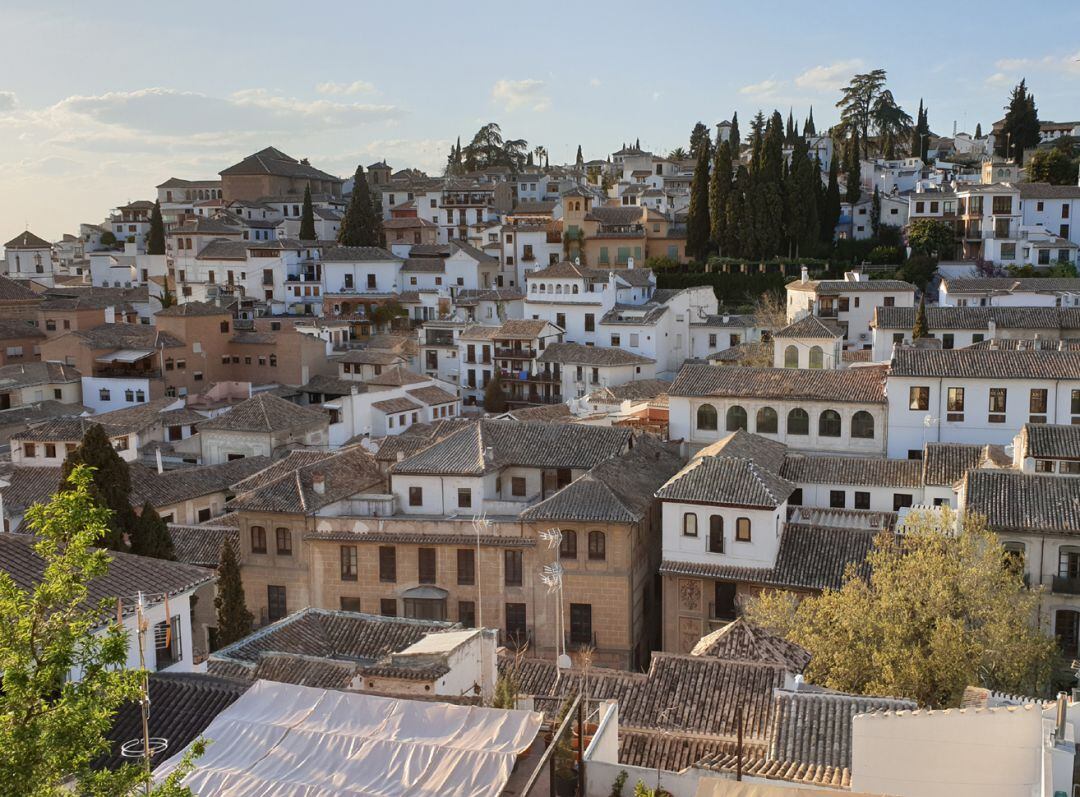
[1053,575,1080,595]
[494,347,536,359]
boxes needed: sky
[2,1,1079,241]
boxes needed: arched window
[708,516,724,553]
[819,409,842,437]
[756,407,778,434]
[555,284,563,294]
[683,513,697,537]
[539,283,546,293]
[572,285,579,294]
[787,408,809,435]
[588,531,606,560]
[251,525,267,554]
[559,529,577,559]
[696,403,718,431]
[736,517,751,542]
[851,411,875,439]
[530,283,537,292]
[784,345,798,368]
[726,405,747,432]
[276,527,292,555]
[808,346,824,369]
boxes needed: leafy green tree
[689,121,711,160]
[338,165,379,247]
[898,254,938,290]
[667,146,688,161]
[100,230,117,247]
[836,69,887,156]
[907,218,954,258]
[996,79,1040,162]
[686,143,712,262]
[0,465,202,795]
[912,295,929,339]
[844,130,862,204]
[60,424,134,551]
[298,184,316,241]
[821,152,842,243]
[153,279,177,310]
[147,200,166,255]
[709,140,733,254]
[724,165,752,257]
[1027,148,1079,185]
[129,502,175,561]
[483,371,509,413]
[871,89,912,154]
[870,186,881,238]
[745,510,1060,708]
[214,537,253,649]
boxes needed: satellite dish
[557,654,572,670]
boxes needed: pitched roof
[0,275,44,302]
[922,442,1008,486]
[526,260,586,280]
[788,278,915,293]
[874,305,1080,331]
[943,277,1080,293]
[0,319,45,341]
[404,385,458,405]
[669,364,886,404]
[371,396,421,414]
[890,347,1080,379]
[336,349,405,366]
[690,618,810,671]
[656,455,795,508]
[71,324,184,351]
[1017,182,1080,199]
[963,470,1080,535]
[364,366,429,387]
[774,315,844,339]
[695,430,787,475]
[319,245,398,262]
[0,465,63,513]
[589,378,671,403]
[372,419,472,464]
[198,393,328,433]
[1022,423,1080,460]
[168,523,240,568]
[155,300,228,317]
[219,147,340,182]
[3,231,52,250]
[537,341,654,366]
[130,457,272,507]
[0,361,80,390]
[780,454,923,488]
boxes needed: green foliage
[461,122,528,172]
[1049,260,1079,278]
[338,165,380,247]
[912,295,929,339]
[667,147,688,161]
[995,79,1040,162]
[745,510,1060,708]
[844,130,861,204]
[643,256,679,271]
[821,153,841,243]
[686,144,712,262]
[214,537,253,649]
[785,137,819,257]
[154,280,177,310]
[371,300,406,331]
[728,112,740,156]
[610,770,628,797]
[870,186,881,238]
[909,99,930,161]
[1027,148,1079,185]
[835,69,887,155]
[147,200,166,256]
[906,218,954,258]
[60,424,134,551]
[483,371,509,414]
[298,184,317,241]
[866,245,902,266]
[708,140,733,254]
[129,502,175,561]
[100,231,117,247]
[657,267,787,308]
[898,254,939,290]
[0,466,200,795]
[689,121,711,160]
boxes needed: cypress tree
[997,80,1040,162]
[575,144,584,168]
[804,106,816,137]
[728,112,741,159]
[845,130,862,204]
[750,112,786,258]
[975,122,982,139]
[130,502,175,560]
[871,186,882,238]
[298,184,317,241]
[725,165,752,257]
[686,143,713,262]
[59,424,134,551]
[338,165,378,246]
[483,371,508,413]
[786,138,819,257]
[910,100,924,158]
[821,152,842,243]
[709,140,733,254]
[214,537,254,648]
[147,200,165,255]
[785,110,795,144]
[749,111,766,173]
[912,295,929,340]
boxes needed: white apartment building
[785,268,916,350]
[3,230,56,286]
[535,341,655,400]
[938,276,1080,308]
[688,313,759,358]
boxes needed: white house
[535,341,656,400]
[773,315,845,369]
[786,268,916,350]
[939,276,1080,308]
[3,230,56,286]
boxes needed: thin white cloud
[984,72,1012,87]
[739,79,782,98]
[988,51,1080,87]
[589,77,602,88]
[491,79,550,112]
[652,91,662,102]
[315,80,376,96]
[794,59,864,92]
[0,91,16,111]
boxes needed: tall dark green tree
[820,152,842,243]
[749,112,786,258]
[686,143,713,262]
[785,110,796,144]
[749,111,766,173]
[912,295,929,339]
[804,106,816,137]
[483,371,508,413]
[575,144,584,169]
[130,502,176,560]
[909,101,930,161]
[836,69,887,156]
[975,122,983,139]
[728,112,741,159]
[689,121,711,160]
[786,138,820,256]
[59,424,134,551]
[725,165,752,257]
[338,165,379,246]
[709,140,734,254]
[871,186,882,238]
[844,130,862,204]
[147,200,165,255]
[214,537,253,648]
[298,184,317,241]
[995,80,1040,162]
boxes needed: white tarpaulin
[154,679,543,797]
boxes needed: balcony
[495,346,536,359]
[816,307,839,318]
[1053,575,1080,595]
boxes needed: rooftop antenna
[538,527,571,673]
[471,511,489,696]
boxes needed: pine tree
[483,371,508,413]
[689,121,711,160]
[821,152,842,243]
[785,110,795,144]
[912,295,929,339]
[975,122,983,139]
[728,112,741,159]
[146,200,165,255]
[996,80,1040,162]
[60,424,135,551]
[338,165,378,246]
[214,537,253,648]
[786,138,819,257]
[844,130,862,204]
[575,144,584,169]
[804,106,816,137]
[749,111,766,173]
[130,502,175,560]
[686,143,713,262]
[909,100,924,158]
[299,184,316,241]
[871,186,882,238]
[709,140,733,254]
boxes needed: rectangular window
[505,602,527,643]
[569,603,593,646]
[511,476,526,497]
[893,494,914,511]
[276,527,292,555]
[941,333,954,349]
[250,526,267,554]
[909,386,930,411]
[379,546,396,582]
[735,517,751,542]
[504,550,523,587]
[457,549,475,585]
[946,387,965,422]
[340,597,362,612]
[23,442,35,458]
[1030,388,1048,423]
[380,598,397,617]
[267,586,287,622]
[830,490,846,508]
[418,548,437,584]
[854,491,871,510]
[457,487,472,509]
[408,486,423,506]
[989,387,1007,422]
[458,601,476,628]
[584,314,594,332]
[340,545,358,581]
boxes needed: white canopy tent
[154,680,543,797]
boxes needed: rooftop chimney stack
[800,265,809,284]
[312,472,325,495]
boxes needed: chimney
[312,471,325,495]
[396,451,406,462]
[987,319,996,338]
[1056,692,1068,741]
[484,446,494,463]
[627,256,634,270]
[574,256,581,266]
[155,448,163,475]
[800,265,809,284]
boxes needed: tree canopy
[60,424,134,551]
[337,165,380,247]
[1027,148,1079,185]
[995,79,1040,162]
[906,217,954,258]
[298,184,316,241]
[214,537,253,649]
[146,200,165,255]
[483,371,508,414]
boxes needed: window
[275,527,292,555]
[756,407,778,434]
[808,346,824,369]
[340,546,358,581]
[735,517,751,542]
[851,411,875,439]
[99,388,111,402]
[909,386,930,411]
[569,603,593,646]
[418,548,437,584]
[505,603,527,644]
[448,548,475,587]
[511,476,526,497]
[819,410,842,437]
[22,442,36,458]
[267,586,287,622]
[408,486,423,507]
[560,530,578,559]
[556,313,566,329]
[883,297,895,307]
[250,526,267,554]
[683,513,697,537]
[854,491,870,510]
[584,314,595,332]
[787,408,809,435]
[457,487,472,509]
[1073,389,1080,418]
[379,546,396,582]
[830,490,846,508]
[989,388,1007,422]
[504,550,523,586]
[154,615,182,670]
[696,403,718,431]
[1030,388,1048,423]
[784,345,798,368]
[459,601,476,627]
[588,531,606,561]
[708,516,724,553]
[946,387,965,421]
[941,333,955,350]
[381,598,397,617]
[726,405,747,432]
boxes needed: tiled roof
[669,364,886,404]
[391,419,630,476]
[495,318,554,339]
[890,347,1080,379]
[921,442,1008,487]
[405,385,458,405]
[372,419,471,463]
[155,301,228,317]
[874,305,1080,331]
[963,470,1080,535]
[401,258,445,273]
[943,277,1080,293]
[364,366,429,387]
[780,454,923,488]
[788,279,915,293]
[230,450,334,491]
[503,403,576,423]
[168,523,240,568]
[71,324,184,350]
[1017,182,1080,199]
[219,146,340,182]
[336,349,405,365]
[696,430,788,476]
[526,260,586,280]
[0,361,81,390]
[198,393,328,433]
[297,374,359,396]
[656,455,795,508]
[690,618,810,671]
[452,288,525,304]
[0,319,45,341]
[536,341,654,366]
[3,230,52,250]
[588,379,671,403]
[0,275,43,302]
[1022,423,1080,460]
[774,315,844,339]
[371,396,421,414]
[130,457,272,507]
[600,302,669,326]
[695,752,850,789]
[0,465,62,513]
[585,206,644,226]
[0,401,87,431]
[693,314,756,328]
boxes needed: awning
[95,349,155,364]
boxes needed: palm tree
[668,147,689,161]
[533,145,548,169]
